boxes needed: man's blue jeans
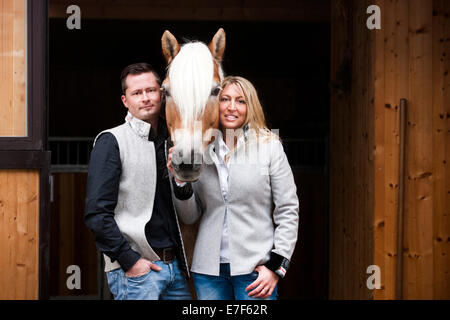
[192,263,278,300]
[106,258,192,300]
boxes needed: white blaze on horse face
[172,121,204,165]
[168,42,214,129]
[167,41,215,171]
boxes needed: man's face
[121,72,162,123]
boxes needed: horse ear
[161,30,180,64]
[209,28,226,62]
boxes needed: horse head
[161,28,226,182]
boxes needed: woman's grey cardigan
[172,136,299,277]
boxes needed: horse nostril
[179,163,192,171]
[172,150,183,166]
[172,149,203,172]
[191,150,203,165]
[171,159,180,169]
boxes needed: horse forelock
[168,42,214,127]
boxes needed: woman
[167,76,299,300]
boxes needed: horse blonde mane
[168,41,214,127]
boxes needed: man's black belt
[154,247,176,264]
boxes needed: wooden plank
[383,0,399,300]
[443,0,449,297]
[329,0,352,298]
[392,0,410,300]
[432,0,450,300]
[345,0,353,298]
[352,0,362,298]
[365,0,376,300]
[373,0,386,300]
[444,0,450,300]
[374,0,410,300]
[50,0,324,7]
[48,0,330,22]
[0,0,26,136]
[404,0,434,299]
[0,170,39,299]
[12,0,26,135]
[329,0,343,299]
[0,0,15,136]
[329,0,375,299]
[354,0,375,298]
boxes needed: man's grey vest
[94,114,188,274]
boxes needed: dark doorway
[49,18,330,299]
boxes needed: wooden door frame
[0,151,51,299]
[0,0,49,299]
[0,0,48,151]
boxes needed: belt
[154,247,176,264]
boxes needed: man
[84,63,192,300]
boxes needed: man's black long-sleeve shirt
[84,119,182,272]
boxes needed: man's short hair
[120,63,161,95]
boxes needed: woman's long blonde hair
[219,76,279,141]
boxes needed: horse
[161,28,226,182]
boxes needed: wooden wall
[373,0,450,300]
[431,0,450,300]
[330,0,450,299]
[0,1,42,300]
[0,170,39,299]
[0,0,26,137]
[330,0,375,299]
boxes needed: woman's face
[219,83,247,131]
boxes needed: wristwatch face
[276,258,290,278]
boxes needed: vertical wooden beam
[0,170,39,299]
[330,0,375,299]
[432,0,450,300]
[12,0,26,136]
[373,0,386,300]
[404,0,434,300]
[443,0,450,299]
[330,0,350,299]
[384,0,408,300]
[396,98,407,299]
[0,0,26,137]
[365,3,376,299]
[352,0,375,299]
[443,0,450,297]
[373,0,410,300]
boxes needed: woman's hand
[167,146,183,184]
[167,146,175,176]
[245,265,279,298]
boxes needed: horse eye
[161,86,171,97]
[211,87,221,96]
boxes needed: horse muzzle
[171,149,203,182]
